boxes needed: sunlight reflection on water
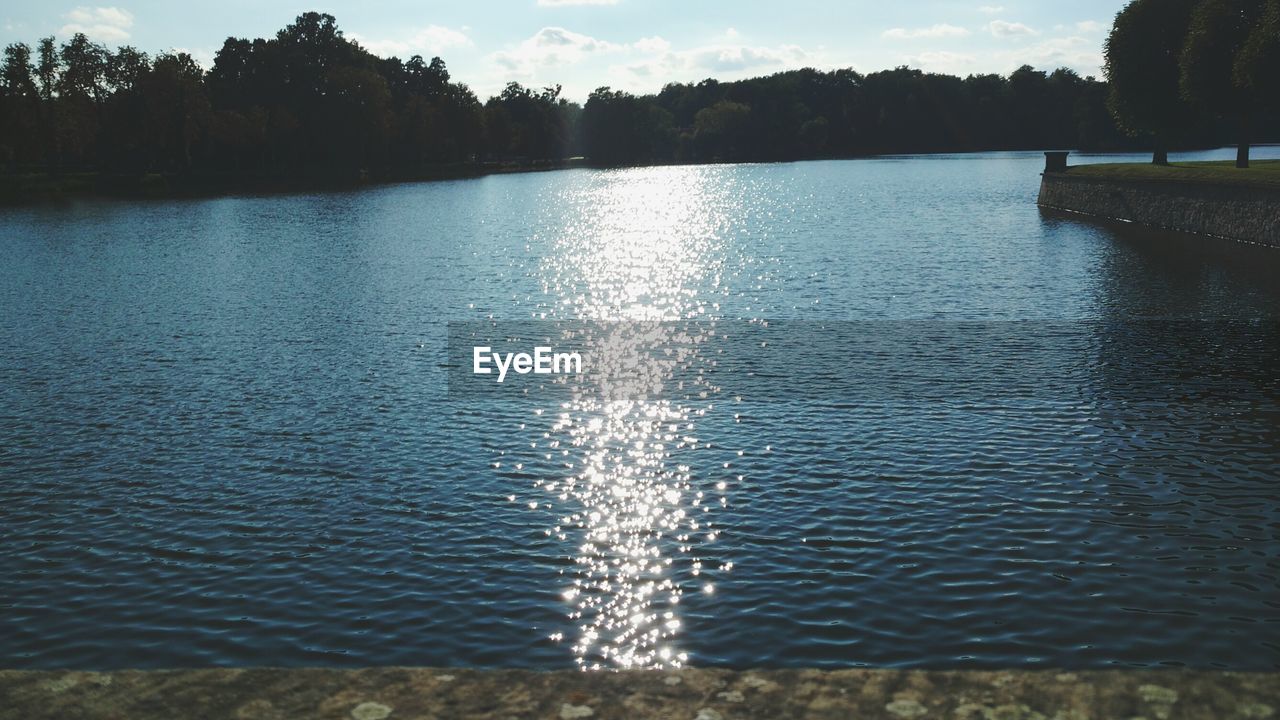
[527,168,735,670]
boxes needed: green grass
[1065,159,1280,191]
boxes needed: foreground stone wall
[1038,173,1280,248]
[1,667,1277,720]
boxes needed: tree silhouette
[1105,0,1202,164]
[1234,0,1280,124]
[693,100,752,161]
[484,82,576,161]
[1180,0,1266,167]
[581,87,674,165]
[0,43,40,168]
[141,53,211,171]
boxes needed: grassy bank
[1065,159,1280,191]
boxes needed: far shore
[0,158,592,205]
[5,147,1277,208]
[4,147,1264,206]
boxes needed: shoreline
[0,159,592,206]
[2,667,1276,719]
[3,147,1254,207]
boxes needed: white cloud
[632,36,671,54]
[1075,20,1105,33]
[997,35,1102,75]
[492,26,620,75]
[536,0,619,5]
[904,50,979,75]
[167,47,214,71]
[694,44,809,72]
[977,5,1004,13]
[349,25,472,59]
[619,42,810,79]
[478,26,822,100]
[895,29,1103,79]
[883,24,971,40]
[60,6,133,42]
[988,20,1039,38]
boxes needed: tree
[2,43,36,97]
[58,33,108,104]
[798,115,829,156]
[581,87,674,165]
[1104,0,1201,164]
[1234,0,1280,120]
[320,64,391,172]
[57,34,110,165]
[138,52,211,171]
[275,12,352,98]
[105,46,149,93]
[1,43,40,167]
[35,37,58,101]
[484,82,575,160]
[31,37,66,169]
[1180,0,1266,168]
[693,100,751,161]
[1009,65,1051,148]
[99,47,151,171]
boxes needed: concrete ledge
[1037,173,1280,247]
[1,667,1277,719]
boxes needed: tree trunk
[1237,115,1251,169]
[1152,148,1168,166]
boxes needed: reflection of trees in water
[1075,221,1280,659]
[1083,208,1280,486]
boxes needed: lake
[1,149,1278,671]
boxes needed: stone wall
[2,667,1278,720]
[1038,173,1280,248]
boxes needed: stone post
[1044,151,1069,173]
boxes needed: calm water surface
[1,149,1278,670]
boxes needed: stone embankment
[1037,153,1280,247]
[2,667,1278,719]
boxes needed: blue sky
[1,1,1129,101]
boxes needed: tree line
[0,12,580,181]
[582,65,1142,165]
[0,9,1275,185]
[1106,0,1280,166]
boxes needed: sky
[0,1,1130,102]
